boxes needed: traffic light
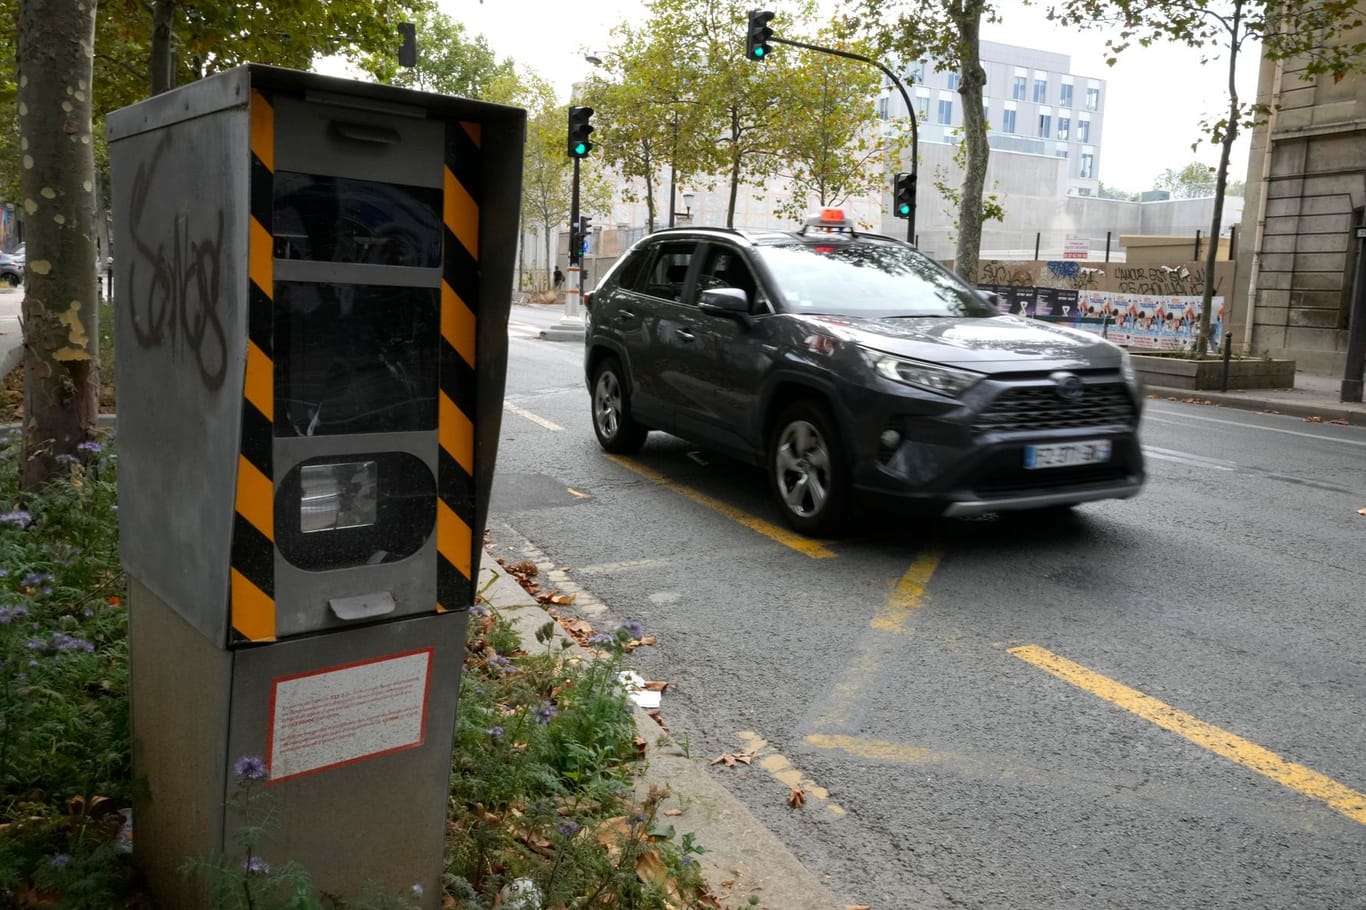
[746,10,774,61]
[567,106,595,158]
[893,172,915,219]
[398,23,417,68]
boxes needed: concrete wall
[1234,3,1366,375]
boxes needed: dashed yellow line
[607,455,836,559]
[804,733,946,766]
[872,544,945,633]
[1011,645,1366,827]
[737,732,845,816]
[503,401,562,431]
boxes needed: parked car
[583,210,1145,535]
[0,245,23,288]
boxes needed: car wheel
[768,400,850,536]
[591,356,648,454]
[0,273,18,289]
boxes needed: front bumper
[839,373,1146,515]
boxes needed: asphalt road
[490,302,1366,910]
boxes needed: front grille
[973,382,1138,433]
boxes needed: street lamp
[682,191,695,222]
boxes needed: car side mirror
[699,287,751,323]
[976,289,1001,308]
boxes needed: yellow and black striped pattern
[437,122,481,613]
[230,88,278,643]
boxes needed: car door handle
[676,330,695,342]
[617,309,636,321]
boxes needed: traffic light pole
[542,157,586,342]
[766,35,917,244]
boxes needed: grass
[0,299,722,909]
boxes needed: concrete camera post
[108,65,523,909]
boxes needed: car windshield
[752,239,995,319]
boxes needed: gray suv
[584,213,1145,536]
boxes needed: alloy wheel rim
[595,372,622,439]
[775,419,830,517]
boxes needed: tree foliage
[1154,161,1218,198]
[384,1,520,101]
[1046,0,1366,356]
[848,0,996,283]
[588,0,897,230]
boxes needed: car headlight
[865,349,982,398]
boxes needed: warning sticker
[266,649,432,782]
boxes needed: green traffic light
[898,204,910,215]
[574,143,587,155]
[753,46,765,58]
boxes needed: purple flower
[488,655,517,675]
[77,441,103,455]
[587,632,614,645]
[55,454,78,465]
[411,884,424,897]
[0,511,32,527]
[242,856,271,875]
[0,605,28,624]
[50,633,95,652]
[556,819,581,839]
[21,572,51,588]
[486,725,504,738]
[233,754,267,781]
[618,620,645,640]
[49,853,71,869]
[533,703,557,726]
[469,603,490,617]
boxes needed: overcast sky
[448,0,1258,193]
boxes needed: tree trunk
[1196,0,1243,359]
[952,0,989,286]
[151,0,175,95]
[16,0,101,490]
[726,108,741,228]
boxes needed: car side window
[625,241,697,302]
[696,245,763,312]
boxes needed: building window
[1057,117,1070,140]
[1056,148,1069,159]
[1012,75,1026,100]
[947,71,960,91]
[917,95,930,120]
[937,99,953,124]
[1002,109,1017,132]
[1086,86,1100,110]
[1033,79,1047,103]
[1038,114,1051,138]
[1080,152,1095,178]
[1077,119,1090,142]
[877,97,889,120]
[1060,83,1073,108]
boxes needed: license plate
[1024,440,1112,469]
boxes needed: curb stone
[477,550,848,910]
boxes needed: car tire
[0,272,18,289]
[591,356,648,454]
[768,399,850,536]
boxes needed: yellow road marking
[608,455,835,559]
[503,401,562,431]
[872,544,945,633]
[737,732,844,816]
[1010,645,1366,826]
[804,733,946,765]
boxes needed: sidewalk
[1143,368,1366,427]
[478,551,848,910]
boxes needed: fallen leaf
[787,787,806,809]
[566,487,591,499]
[1357,508,1366,516]
[847,905,873,910]
[1304,415,1324,423]
[647,709,669,731]
[711,753,737,767]
[634,737,648,759]
[1329,418,1349,425]
[643,680,668,692]
[664,808,683,816]
[637,635,657,646]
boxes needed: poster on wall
[983,285,1224,352]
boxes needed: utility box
[108,65,523,909]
